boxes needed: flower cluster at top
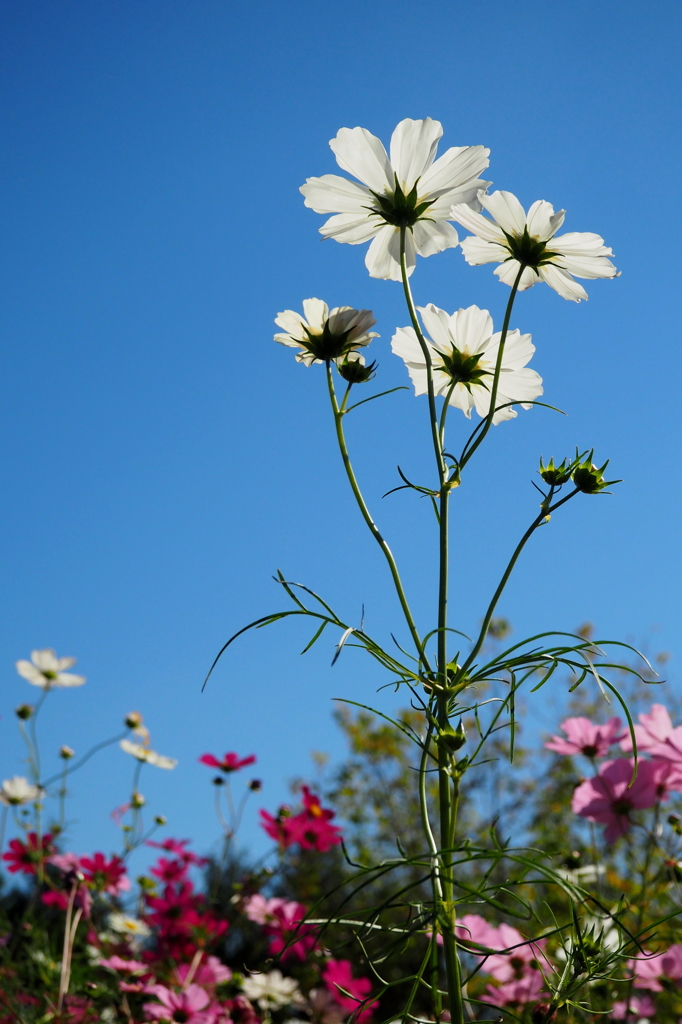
[275,116,619,431]
[547,705,682,842]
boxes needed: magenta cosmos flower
[144,983,217,1024]
[628,945,682,991]
[322,959,378,1023]
[572,758,666,841]
[621,704,675,753]
[545,716,623,758]
[199,751,256,773]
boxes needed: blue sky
[0,0,680,870]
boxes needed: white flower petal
[274,310,307,338]
[365,224,407,281]
[412,219,459,258]
[450,203,506,244]
[538,264,589,302]
[330,127,393,193]
[301,299,328,334]
[418,303,455,353]
[494,261,539,290]
[451,305,494,354]
[32,649,59,672]
[526,200,565,241]
[493,329,536,370]
[299,174,373,214]
[459,236,509,266]
[551,231,613,256]
[479,191,528,236]
[553,253,619,279]
[318,212,381,244]
[429,178,491,218]
[55,672,86,687]
[16,661,48,687]
[419,145,490,196]
[389,117,442,191]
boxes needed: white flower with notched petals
[242,970,301,1009]
[0,776,42,806]
[16,649,86,689]
[107,912,151,938]
[451,190,618,302]
[300,118,490,282]
[392,304,543,425]
[275,298,378,367]
[120,739,177,770]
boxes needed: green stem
[326,363,427,669]
[461,487,579,675]
[399,226,446,484]
[460,265,524,469]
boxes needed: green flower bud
[572,450,621,494]
[125,711,143,730]
[131,791,145,809]
[59,745,75,760]
[154,815,167,826]
[15,704,34,720]
[539,456,573,487]
[336,352,376,384]
[438,721,466,753]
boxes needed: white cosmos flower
[0,776,42,806]
[241,970,301,1009]
[451,190,619,302]
[300,118,490,281]
[16,648,86,689]
[107,912,151,938]
[275,298,378,366]
[392,304,543,425]
[120,739,177,770]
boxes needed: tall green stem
[460,265,524,469]
[325,364,427,668]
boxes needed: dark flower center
[299,324,358,362]
[436,348,490,392]
[502,227,560,269]
[173,1012,189,1023]
[367,175,435,229]
[581,744,598,758]
[613,798,632,815]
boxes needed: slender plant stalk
[325,363,426,668]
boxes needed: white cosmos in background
[0,776,42,806]
[274,298,378,366]
[119,739,178,770]
[15,648,86,689]
[451,190,619,302]
[300,118,490,281]
[392,304,543,425]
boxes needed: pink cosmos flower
[80,852,130,895]
[323,959,378,1023]
[146,837,208,867]
[99,955,148,973]
[199,752,257,773]
[454,913,499,950]
[2,832,54,874]
[483,971,545,1008]
[242,894,317,959]
[259,788,342,852]
[545,716,624,758]
[172,956,232,988]
[628,945,682,991]
[452,915,545,980]
[611,994,656,1019]
[572,759,663,842]
[49,852,82,873]
[143,983,217,1024]
[620,704,674,753]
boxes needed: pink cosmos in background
[545,716,624,758]
[322,959,378,1023]
[572,758,678,841]
[610,994,656,1020]
[199,751,257,773]
[143,983,218,1024]
[260,786,342,852]
[620,704,674,752]
[483,972,546,1009]
[243,895,317,960]
[453,914,545,982]
[628,945,682,990]
[2,832,54,873]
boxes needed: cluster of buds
[539,449,621,499]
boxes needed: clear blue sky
[0,0,680,868]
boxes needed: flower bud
[131,791,145,809]
[572,450,621,494]
[249,778,263,791]
[438,722,466,753]
[15,704,34,720]
[213,775,225,786]
[539,456,573,487]
[59,745,75,760]
[124,711,143,730]
[336,352,376,384]
[154,815,167,826]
